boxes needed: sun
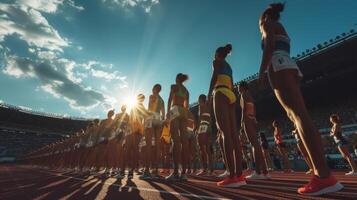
[123,95,137,111]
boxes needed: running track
[0,165,356,200]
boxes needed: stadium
[1,29,357,199]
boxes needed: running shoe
[345,171,357,176]
[114,172,125,179]
[216,170,230,178]
[305,169,313,175]
[297,175,343,196]
[180,174,188,181]
[195,170,207,176]
[165,172,180,181]
[245,172,266,180]
[263,173,272,179]
[139,172,152,180]
[217,175,246,188]
[127,171,134,179]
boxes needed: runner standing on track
[140,84,165,179]
[208,44,245,187]
[196,94,213,176]
[329,114,357,176]
[166,73,190,181]
[258,3,343,195]
[291,126,313,174]
[272,120,292,173]
[259,132,273,171]
[238,81,269,179]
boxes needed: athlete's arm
[160,98,165,121]
[167,85,174,118]
[259,22,276,84]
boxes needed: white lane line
[31,169,231,200]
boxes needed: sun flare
[123,95,137,111]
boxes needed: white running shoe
[217,170,230,178]
[345,171,357,176]
[264,173,272,179]
[245,172,266,180]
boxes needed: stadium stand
[0,103,91,161]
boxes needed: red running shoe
[217,175,246,188]
[297,175,343,196]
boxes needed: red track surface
[0,165,356,200]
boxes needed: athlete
[272,120,292,173]
[186,110,198,174]
[128,94,150,179]
[259,132,273,171]
[113,105,130,178]
[166,73,190,181]
[258,3,342,195]
[238,81,269,179]
[196,94,214,176]
[140,84,165,179]
[208,44,245,187]
[330,114,357,176]
[291,127,313,174]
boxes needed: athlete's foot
[345,171,357,176]
[217,175,246,188]
[263,173,272,179]
[139,172,152,180]
[297,175,343,196]
[114,171,125,179]
[305,169,313,175]
[165,172,180,181]
[245,172,266,180]
[127,171,134,179]
[196,170,207,176]
[217,170,230,178]
[180,174,188,181]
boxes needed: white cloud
[90,68,126,81]
[2,55,109,109]
[102,0,159,13]
[0,3,69,51]
[16,0,84,13]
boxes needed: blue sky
[0,0,356,118]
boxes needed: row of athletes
[22,82,220,181]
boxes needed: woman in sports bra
[259,3,342,195]
[196,94,213,176]
[238,81,269,179]
[166,73,190,181]
[208,44,245,188]
[330,114,357,176]
[140,84,165,179]
[272,120,291,173]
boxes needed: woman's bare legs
[170,118,181,174]
[277,146,291,171]
[213,92,241,177]
[338,146,357,172]
[244,119,267,174]
[269,68,330,178]
[229,102,243,177]
[297,142,313,172]
[263,149,273,169]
